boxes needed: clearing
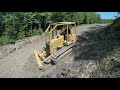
[0,24,108,78]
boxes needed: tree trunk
[37,13,41,29]
[30,23,32,36]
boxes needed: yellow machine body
[34,22,76,69]
[49,35,64,55]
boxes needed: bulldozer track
[51,42,76,61]
[39,48,73,77]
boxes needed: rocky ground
[0,24,108,78]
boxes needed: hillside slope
[91,17,120,78]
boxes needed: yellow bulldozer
[34,22,76,70]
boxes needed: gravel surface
[0,24,108,78]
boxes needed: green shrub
[17,31,26,40]
[0,35,15,45]
[41,74,47,78]
[32,28,43,35]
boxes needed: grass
[41,74,47,78]
[0,35,15,45]
[90,21,120,78]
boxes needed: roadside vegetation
[90,13,120,78]
[0,12,113,46]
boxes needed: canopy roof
[50,22,76,25]
[45,22,76,33]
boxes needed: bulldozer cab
[45,22,76,56]
[45,22,76,44]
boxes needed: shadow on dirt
[72,25,107,62]
[72,24,120,78]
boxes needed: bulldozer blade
[34,42,76,70]
[34,49,44,70]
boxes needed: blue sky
[97,12,118,19]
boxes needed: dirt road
[0,24,108,78]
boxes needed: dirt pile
[0,35,44,59]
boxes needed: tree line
[0,12,112,45]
